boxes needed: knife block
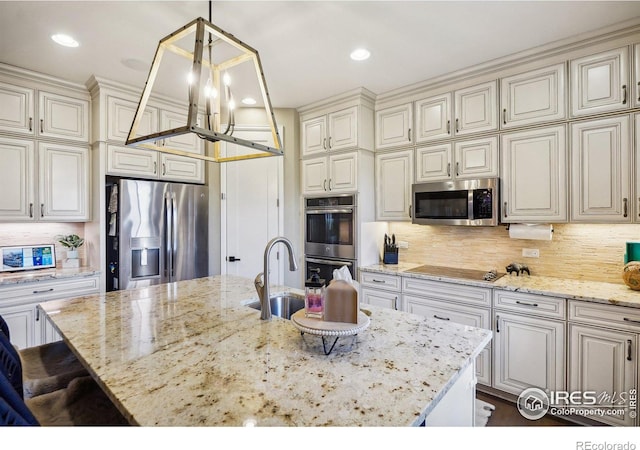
[323,280,358,324]
[383,249,398,264]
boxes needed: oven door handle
[306,257,353,267]
[305,208,354,214]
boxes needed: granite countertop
[360,263,640,308]
[0,266,100,286]
[40,274,491,426]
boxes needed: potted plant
[57,234,84,259]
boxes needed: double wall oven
[304,194,356,283]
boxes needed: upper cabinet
[570,46,630,117]
[375,149,413,221]
[375,103,413,150]
[635,44,640,108]
[301,104,373,156]
[415,93,451,143]
[0,80,89,143]
[500,63,566,128]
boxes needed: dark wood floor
[477,392,578,426]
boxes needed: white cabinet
[0,80,89,143]
[108,94,158,142]
[360,272,402,311]
[38,142,90,221]
[301,152,358,194]
[0,137,89,222]
[500,62,566,128]
[402,277,492,387]
[375,149,413,221]
[375,103,413,150]
[493,291,566,396]
[454,80,498,136]
[570,115,631,222]
[570,46,630,117]
[302,106,362,156]
[414,93,451,143]
[0,275,99,349]
[106,144,158,178]
[415,136,498,182]
[0,136,35,220]
[635,44,640,108]
[568,300,640,426]
[636,113,640,221]
[500,125,567,223]
[424,363,476,427]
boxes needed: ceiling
[1,1,640,109]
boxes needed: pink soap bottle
[304,270,325,319]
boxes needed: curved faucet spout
[256,237,298,320]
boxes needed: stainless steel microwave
[411,178,499,226]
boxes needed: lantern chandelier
[126,2,283,162]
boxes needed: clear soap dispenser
[304,269,325,319]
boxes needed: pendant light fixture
[126,2,282,163]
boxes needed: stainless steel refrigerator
[106,178,208,291]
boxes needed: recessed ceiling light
[51,33,79,48]
[350,48,370,61]
[241,97,257,105]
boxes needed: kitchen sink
[246,294,305,320]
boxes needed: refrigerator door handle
[172,193,177,279]
[165,192,172,279]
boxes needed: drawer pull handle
[623,198,628,218]
[29,203,33,218]
[622,84,627,105]
[371,279,386,283]
[433,315,450,321]
[503,108,507,125]
[29,117,33,132]
[393,296,398,310]
[496,315,500,333]
[623,317,640,325]
[455,118,459,133]
[33,288,54,294]
[627,340,632,362]
[446,120,451,134]
[516,300,538,307]
[447,162,451,177]
[40,118,44,133]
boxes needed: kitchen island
[39,275,491,426]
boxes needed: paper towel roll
[508,224,553,241]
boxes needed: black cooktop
[404,264,504,282]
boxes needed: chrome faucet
[254,237,299,320]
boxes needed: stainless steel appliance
[304,194,356,282]
[106,178,208,291]
[411,177,499,226]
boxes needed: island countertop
[39,275,491,426]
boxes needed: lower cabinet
[360,271,402,311]
[424,362,476,427]
[0,274,99,348]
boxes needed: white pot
[67,249,79,259]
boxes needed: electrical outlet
[522,248,540,258]
[396,240,409,249]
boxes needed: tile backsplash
[0,223,86,264]
[387,222,640,285]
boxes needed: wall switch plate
[522,248,540,258]
[397,240,409,249]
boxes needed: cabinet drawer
[360,272,401,291]
[402,277,491,307]
[405,294,491,331]
[0,275,99,306]
[493,290,565,319]
[569,300,640,332]
[361,288,401,311]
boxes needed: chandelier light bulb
[187,71,195,85]
[223,72,232,86]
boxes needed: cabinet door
[568,324,636,427]
[0,81,34,135]
[493,311,565,396]
[415,143,452,182]
[301,157,328,194]
[454,80,498,136]
[328,106,357,151]
[454,136,498,180]
[375,149,413,221]
[106,144,159,178]
[361,288,401,311]
[159,108,202,154]
[570,116,630,222]
[160,153,204,184]
[635,44,640,108]
[108,95,158,142]
[38,142,90,221]
[0,303,38,350]
[375,103,412,150]
[636,113,640,221]
[501,63,566,128]
[328,152,357,192]
[0,137,35,221]
[38,91,89,143]
[301,115,327,156]
[40,312,62,344]
[415,93,452,143]
[570,46,630,116]
[501,125,567,222]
